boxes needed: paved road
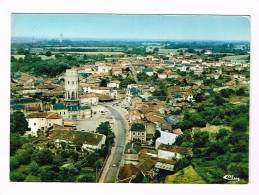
[99,105,128,183]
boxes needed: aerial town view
[10,14,250,183]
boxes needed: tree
[96,121,115,148]
[207,141,227,155]
[227,163,248,179]
[174,156,192,171]
[174,131,193,147]
[213,94,226,106]
[216,128,230,140]
[10,156,19,170]
[154,130,161,141]
[45,51,52,57]
[215,155,229,170]
[15,144,34,165]
[59,164,79,182]
[40,166,59,182]
[76,173,95,182]
[10,171,26,182]
[193,131,209,148]
[232,117,248,132]
[32,149,53,165]
[100,78,108,87]
[96,121,112,136]
[10,111,28,134]
[10,133,28,155]
[194,92,204,102]
[220,89,234,98]
[236,87,246,96]
[28,161,40,176]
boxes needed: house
[124,142,141,165]
[83,86,118,99]
[143,68,154,76]
[52,103,69,119]
[37,83,59,93]
[26,112,63,136]
[111,67,123,76]
[129,126,146,143]
[79,93,99,106]
[107,80,120,89]
[67,105,92,120]
[145,122,156,140]
[155,130,178,149]
[158,73,167,79]
[154,159,176,172]
[97,65,111,74]
[52,103,92,120]
[11,98,43,113]
[158,144,192,160]
[175,63,193,72]
[47,129,106,152]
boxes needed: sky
[11,14,250,41]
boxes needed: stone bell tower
[64,68,79,104]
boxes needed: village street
[98,104,129,183]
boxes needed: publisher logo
[223,175,240,181]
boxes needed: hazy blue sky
[11,14,250,41]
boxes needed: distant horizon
[11,36,250,43]
[11,14,250,42]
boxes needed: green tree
[154,130,161,141]
[232,117,248,132]
[40,165,59,182]
[213,94,226,106]
[236,87,246,96]
[174,156,192,171]
[10,171,26,182]
[10,156,19,170]
[174,131,193,147]
[10,111,28,134]
[32,149,53,165]
[207,141,227,155]
[59,165,79,182]
[45,51,52,57]
[100,78,108,87]
[96,121,112,135]
[10,133,28,155]
[193,131,209,148]
[15,144,34,165]
[76,173,95,182]
[28,161,40,176]
[216,128,230,140]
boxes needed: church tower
[64,68,79,104]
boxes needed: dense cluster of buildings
[11,46,249,182]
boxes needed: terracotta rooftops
[27,112,61,119]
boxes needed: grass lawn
[165,165,206,184]
[192,125,232,133]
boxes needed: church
[52,68,93,121]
